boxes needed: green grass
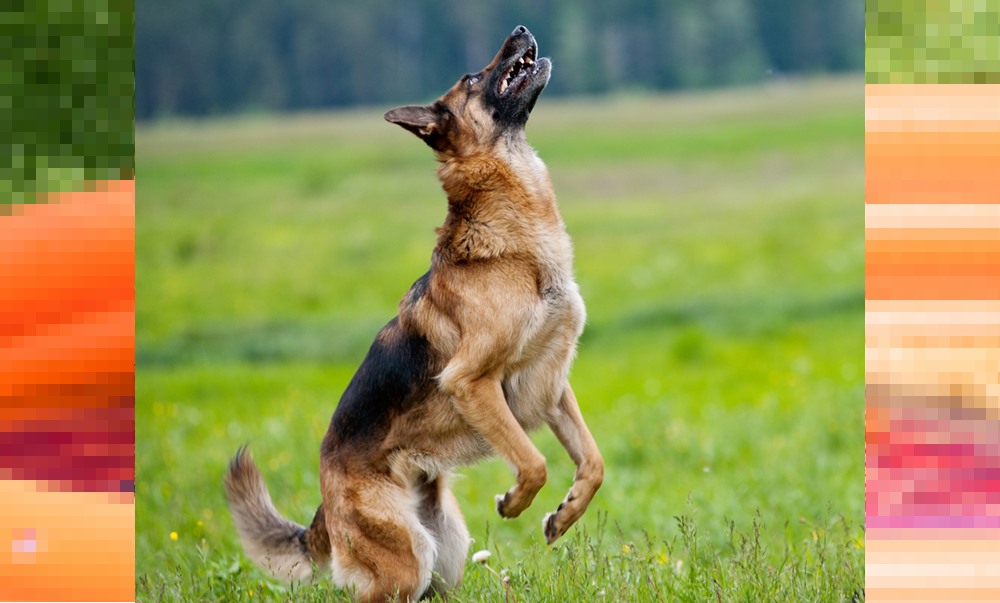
[136,76,864,602]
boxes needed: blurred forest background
[136,0,863,119]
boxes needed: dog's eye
[467,75,480,86]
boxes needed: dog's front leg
[542,383,604,544]
[439,365,547,519]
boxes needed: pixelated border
[0,1,135,601]
[865,2,1000,601]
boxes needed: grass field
[136,76,864,602]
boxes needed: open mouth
[498,43,538,97]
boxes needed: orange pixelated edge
[0,180,135,601]
[866,85,1000,602]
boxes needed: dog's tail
[224,446,330,581]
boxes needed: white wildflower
[472,550,491,564]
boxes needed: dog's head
[385,25,551,156]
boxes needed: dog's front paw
[542,512,560,544]
[495,489,530,519]
[496,467,545,519]
[495,493,510,518]
[543,510,567,544]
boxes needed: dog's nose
[512,25,527,37]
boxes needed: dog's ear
[384,104,451,152]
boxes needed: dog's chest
[502,279,585,430]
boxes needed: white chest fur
[502,279,585,431]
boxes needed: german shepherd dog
[225,26,603,602]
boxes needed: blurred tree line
[136,0,862,119]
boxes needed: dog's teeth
[500,80,507,94]
[526,57,534,65]
[518,57,524,64]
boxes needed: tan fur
[225,26,603,602]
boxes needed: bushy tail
[224,446,328,581]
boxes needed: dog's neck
[434,136,565,263]
[437,133,555,209]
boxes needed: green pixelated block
[1,0,134,204]
[866,0,1000,83]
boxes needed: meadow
[136,76,864,601]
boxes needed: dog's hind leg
[542,383,604,544]
[324,472,436,602]
[417,473,470,598]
